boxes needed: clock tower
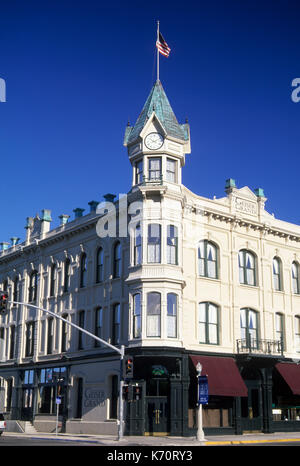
[124,80,191,189]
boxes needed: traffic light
[124,356,134,379]
[0,292,8,314]
[122,384,129,400]
[133,385,142,401]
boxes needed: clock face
[145,132,164,150]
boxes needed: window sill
[197,275,220,283]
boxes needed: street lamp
[196,362,206,443]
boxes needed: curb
[206,438,300,446]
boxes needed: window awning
[275,363,300,395]
[190,355,248,397]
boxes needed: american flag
[156,32,171,57]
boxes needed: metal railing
[142,174,163,186]
[236,338,284,356]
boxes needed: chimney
[59,214,70,226]
[103,193,116,203]
[0,242,10,252]
[73,208,85,219]
[11,237,20,247]
[41,209,52,236]
[88,200,99,212]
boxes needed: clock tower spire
[124,81,190,188]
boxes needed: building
[1,79,300,436]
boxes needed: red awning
[276,363,300,395]
[190,355,248,397]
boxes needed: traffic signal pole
[8,300,125,441]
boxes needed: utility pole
[8,300,125,440]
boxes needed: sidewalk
[3,430,300,446]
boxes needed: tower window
[148,224,161,263]
[135,160,143,185]
[148,157,161,181]
[166,158,176,183]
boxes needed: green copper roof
[125,80,187,145]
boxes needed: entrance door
[21,388,34,421]
[241,380,263,432]
[146,397,169,435]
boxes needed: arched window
[198,241,218,279]
[275,312,284,349]
[147,292,161,337]
[113,242,121,278]
[28,271,38,302]
[64,258,70,293]
[96,247,104,283]
[80,253,87,288]
[238,250,256,286]
[198,302,219,344]
[167,293,177,338]
[240,308,259,350]
[112,303,120,345]
[47,317,54,354]
[167,225,178,265]
[292,261,300,294]
[295,316,300,352]
[95,307,103,347]
[133,294,141,338]
[78,310,85,349]
[13,276,19,303]
[61,314,68,353]
[273,257,282,291]
[50,264,56,296]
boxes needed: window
[148,224,161,263]
[112,304,120,345]
[134,224,142,265]
[273,257,282,291]
[147,292,161,337]
[239,250,256,286]
[28,271,38,302]
[133,294,141,338]
[50,264,56,296]
[292,262,300,294]
[240,308,258,349]
[78,311,85,350]
[198,302,218,344]
[47,318,54,354]
[13,276,19,303]
[198,241,218,279]
[61,314,68,353]
[167,293,177,338]
[135,160,143,185]
[113,242,121,278]
[166,158,176,183]
[3,280,7,292]
[80,253,87,288]
[167,225,178,265]
[9,325,15,359]
[295,316,300,352]
[96,247,104,283]
[95,307,103,347]
[148,157,161,181]
[64,258,70,293]
[276,313,284,348]
[25,321,35,357]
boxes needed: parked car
[0,414,6,435]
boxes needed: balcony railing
[142,174,163,186]
[236,338,284,356]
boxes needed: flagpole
[157,20,160,82]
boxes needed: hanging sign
[198,375,209,405]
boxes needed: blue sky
[1,0,300,243]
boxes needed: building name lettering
[84,388,105,407]
[235,197,257,215]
